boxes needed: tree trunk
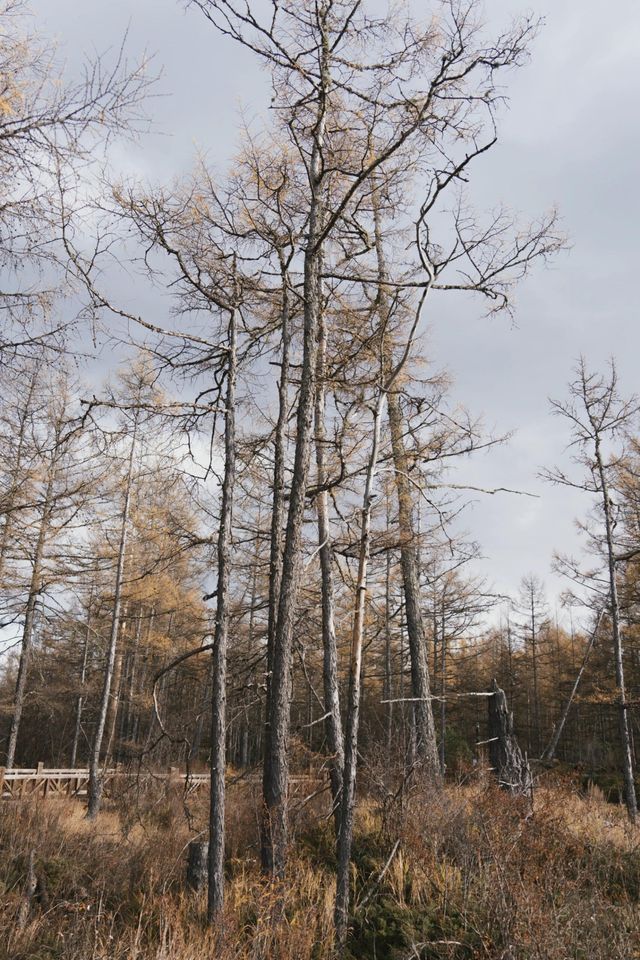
[384,528,393,758]
[541,607,604,763]
[595,435,637,822]
[335,389,385,950]
[261,58,328,876]
[439,608,446,775]
[261,255,292,864]
[375,189,439,780]
[87,422,137,819]
[315,301,344,834]
[104,616,126,766]
[487,679,532,797]
[529,592,540,755]
[187,840,209,893]
[70,587,94,767]
[208,307,237,920]
[264,257,292,716]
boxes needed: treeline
[1,0,639,950]
[5,475,640,782]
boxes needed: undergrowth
[1,773,639,959]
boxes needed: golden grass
[2,775,640,959]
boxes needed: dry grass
[1,774,640,959]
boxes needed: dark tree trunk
[261,126,326,878]
[187,840,209,893]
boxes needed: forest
[1,1,640,958]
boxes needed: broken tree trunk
[187,840,209,893]
[487,679,533,797]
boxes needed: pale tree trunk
[439,606,446,774]
[542,608,605,763]
[123,608,143,749]
[529,591,540,754]
[384,517,393,758]
[104,614,126,766]
[241,537,260,768]
[374,192,440,780]
[594,434,637,822]
[87,421,137,819]
[208,307,237,920]
[70,586,94,768]
[334,389,386,950]
[315,302,344,833]
[5,467,54,769]
[261,31,329,876]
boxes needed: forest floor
[1,769,640,960]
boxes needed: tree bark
[314,302,344,834]
[208,307,237,920]
[439,606,447,774]
[594,434,638,822]
[488,679,533,797]
[264,256,292,715]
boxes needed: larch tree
[0,0,150,360]
[187,0,562,882]
[546,358,640,822]
[3,367,96,768]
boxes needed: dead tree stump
[488,679,533,798]
[186,840,209,893]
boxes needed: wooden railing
[0,764,209,800]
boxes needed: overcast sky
[29,0,640,622]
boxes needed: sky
[28,0,640,622]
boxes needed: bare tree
[0,0,150,360]
[187,0,558,881]
[546,358,640,821]
[4,370,93,768]
[87,364,160,818]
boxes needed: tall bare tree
[546,358,640,822]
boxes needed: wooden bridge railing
[0,764,209,800]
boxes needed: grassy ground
[1,770,640,959]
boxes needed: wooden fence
[0,764,209,800]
